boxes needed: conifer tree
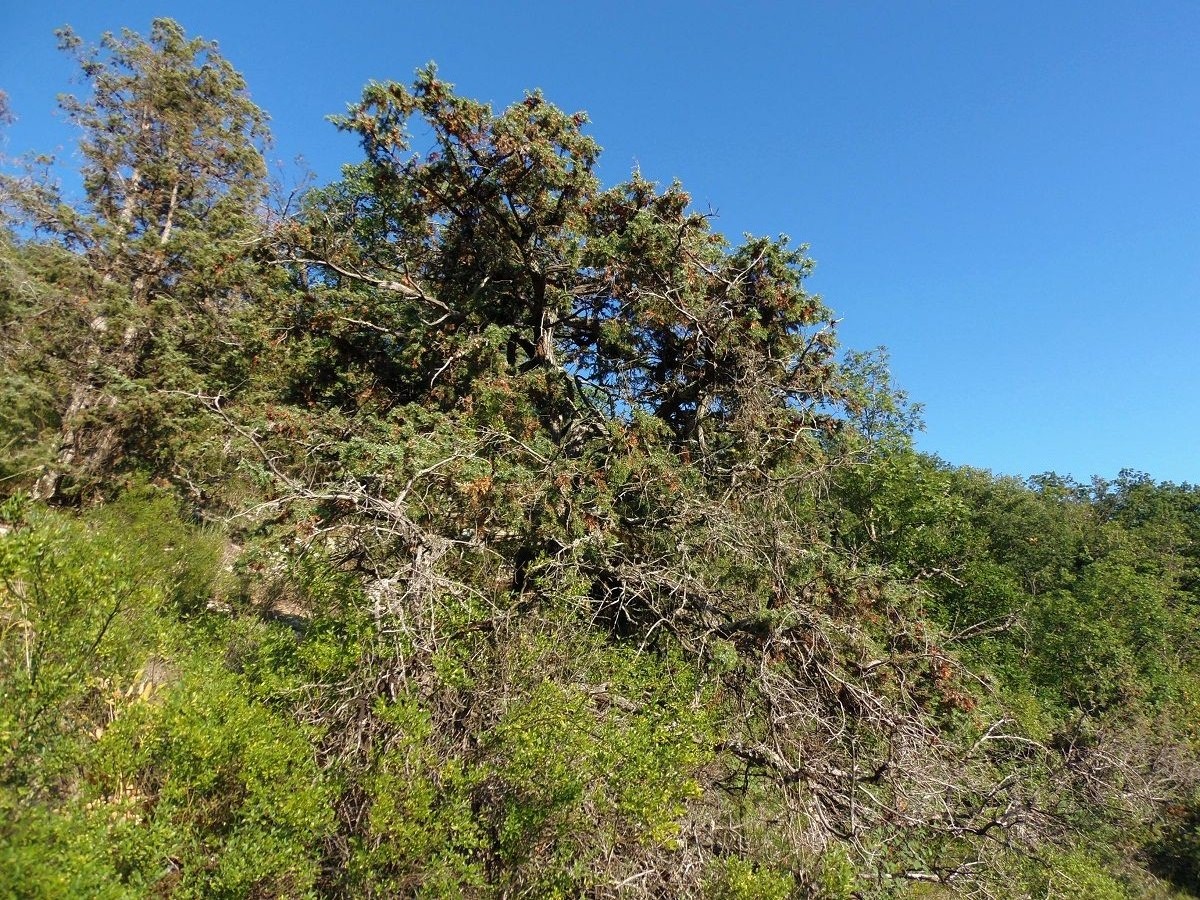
[293,69,849,479]
[26,19,270,499]
[56,18,268,296]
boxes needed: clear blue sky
[3,2,1198,484]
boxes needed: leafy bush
[704,857,795,900]
[0,494,333,898]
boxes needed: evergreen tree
[56,18,268,295]
[17,19,270,499]
[290,69,849,478]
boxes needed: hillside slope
[1,19,1198,899]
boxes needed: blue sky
[3,2,1198,484]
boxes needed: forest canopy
[1,19,1199,899]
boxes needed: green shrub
[90,668,334,898]
[349,697,487,897]
[0,495,334,898]
[705,857,795,900]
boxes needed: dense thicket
[2,20,1198,899]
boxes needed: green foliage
[1,18,274,501]
[86,484,224,615]
[90,668,333,898]
[816,845,859,899]
[0,495,332,898]
[0,505,161,780]
[351,697,487,897]
[486,675,708,857]
[0,796,137,899]
[0,235,95,494]
[55,19,268,286]
[704,857,795,900]
[287,66,851,487]
[1025,848,1133,899]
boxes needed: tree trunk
[33,318,147,503]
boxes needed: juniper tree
[55,18,268,295]
[22,19,271,499]
[285,67,855,491]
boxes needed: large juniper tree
[288,67,849,475]
[12,19,271,499]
